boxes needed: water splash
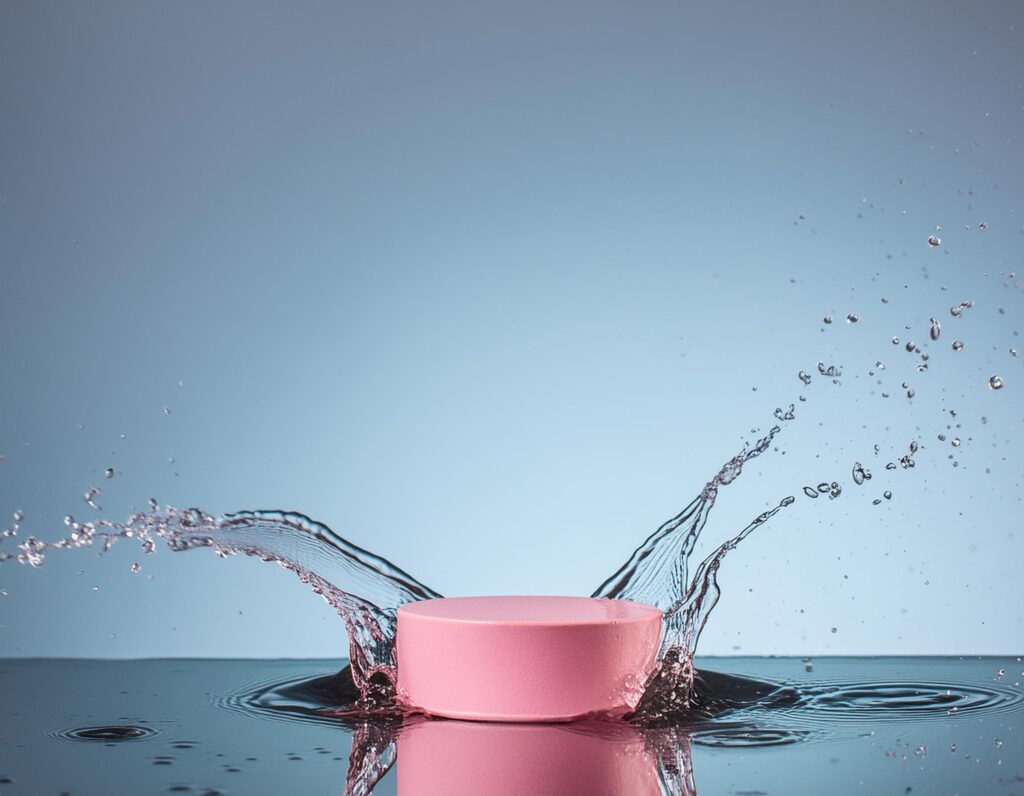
[2,417,795,719]
[1,508,440,706]
[591,423,795,718]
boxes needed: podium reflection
[394,717,695,796]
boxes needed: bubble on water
[927,235,941,247]
[83,488,101,511]
[105,467,115,479]
[929,318,941,340]
[828,482,842,500]
[803,486,819,499]
[131,563,141,573]
[846,313,859,323]
[952,340,964,351]
[823,315,833,324]
[798,370,812,385]
[852,462,871,485]
[988,375,1004,390]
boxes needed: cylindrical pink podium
[395,595,662,722]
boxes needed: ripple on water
[54,724,159,742]
[792,680,1024,725]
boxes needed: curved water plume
[2,508,441,705]
[594,423,795,717]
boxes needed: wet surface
[1,656,1021,794]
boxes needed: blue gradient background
[1,1,1021,658]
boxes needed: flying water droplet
[952,340,964,351]
[905,341,916,352]
[105,467,115,479]
[83,488,101,511]
[929,318,941,340]
[803,486,819,499]
[927,235,941,247]
[798,371,812,385]
[828,482,842,500]
[130,563,141,573]
[773,405,796,421]
[988,375,1004,390]
[846,313,859,324]
[12,510,24,522]
[891,336,900,345]
[823,315,833,324]
[951,438,961,447]
[851,462,871,485]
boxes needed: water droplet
[12,510,23,522]
[883,490,892,500]
[131,563,141,573]
[831,626,838,634]
[927,235,941,247]
[148,498,158,511]
[846,313,859,323]
[885,462,897,470]
[823,315,833,324]
[978,220,989,231]
[817,482,830,493]
[909,440,919,453]
[83,487,101,510]
[929,318,941,340]
[988,375,1004,390]
[905,341,916,352]
[950,305,962,318]
[105,467,115,479]
[63,515,75,526]
[803,486,819,499]
[91,585,100,592]
[828,482,842,500]
[952,340,964,351]
[1010,348,1019,358]
[891,336,900,345]
[773,405,796,421]
[798,371,812,385]
[163,407,172,416]
[951,438,960,447]
[852,462,871,485]
[938,434,946,442]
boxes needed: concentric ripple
[54,724,160,742]
[792,679,1024,724]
